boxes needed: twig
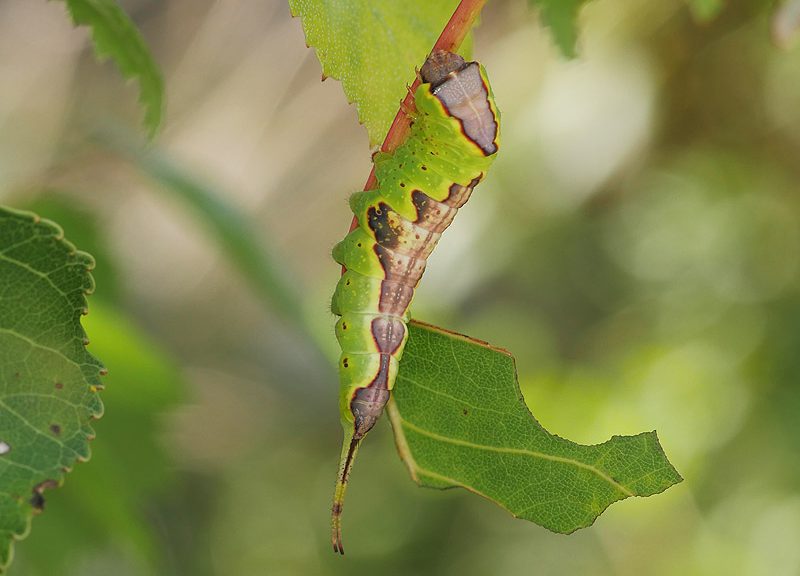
[347,0,489,233]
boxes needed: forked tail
[331,433,362,555]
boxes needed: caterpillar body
[330,50,500,554]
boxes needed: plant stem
[347,0,489,233]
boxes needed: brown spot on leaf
[49,424,61,436]
[30,479,59,513]
[30,493,45,512]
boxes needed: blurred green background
[2,0,800,574]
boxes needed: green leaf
[61,0,164,137]
[23,193,121,302]
[389,321,682,534]
[289,0,463,145]
[16,303,183,574]
[529,0,593,58]
[685,0,725,22]
[0,207,104,571]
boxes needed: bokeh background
[2,0,800,574]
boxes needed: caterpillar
[330,50,500,554]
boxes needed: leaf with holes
[0,206,104,571]
[387,321,682,534]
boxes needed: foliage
[391,322,681,533]
[0,0,797,573]
[291,0,680,539]
[685,0,725,22]
[0,208,103,571]
[528,0,593,58]
[14,302,184,575]
[61,0,164,137]
[289,0,467,145]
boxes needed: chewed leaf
[62,0,164,137]
[289,0,464,145]
[389,321,682,534]
[0,207,104,571]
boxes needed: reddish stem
[346,0,489,234]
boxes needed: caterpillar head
[420,50,468,86]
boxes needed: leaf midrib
[398,416,635,497]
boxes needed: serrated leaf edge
[60,0,164,137]
[0,205,105,571]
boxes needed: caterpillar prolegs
[330,51,500,553]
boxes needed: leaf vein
[400,375,508,416]
[0,328,86,372]
[0,400,69,455]
[399,417,635,497]
[0,252,71,300]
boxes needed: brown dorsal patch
[369,354,392,389]
[431,63,498,156]
[351,384,391,439]
[370,316,406,354]
[369,200,442,259]
[373,244,427,286]
[412,190,457,233]
[378,279,415,316]
[444,175,482,209]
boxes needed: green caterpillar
[330,50,500,554]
